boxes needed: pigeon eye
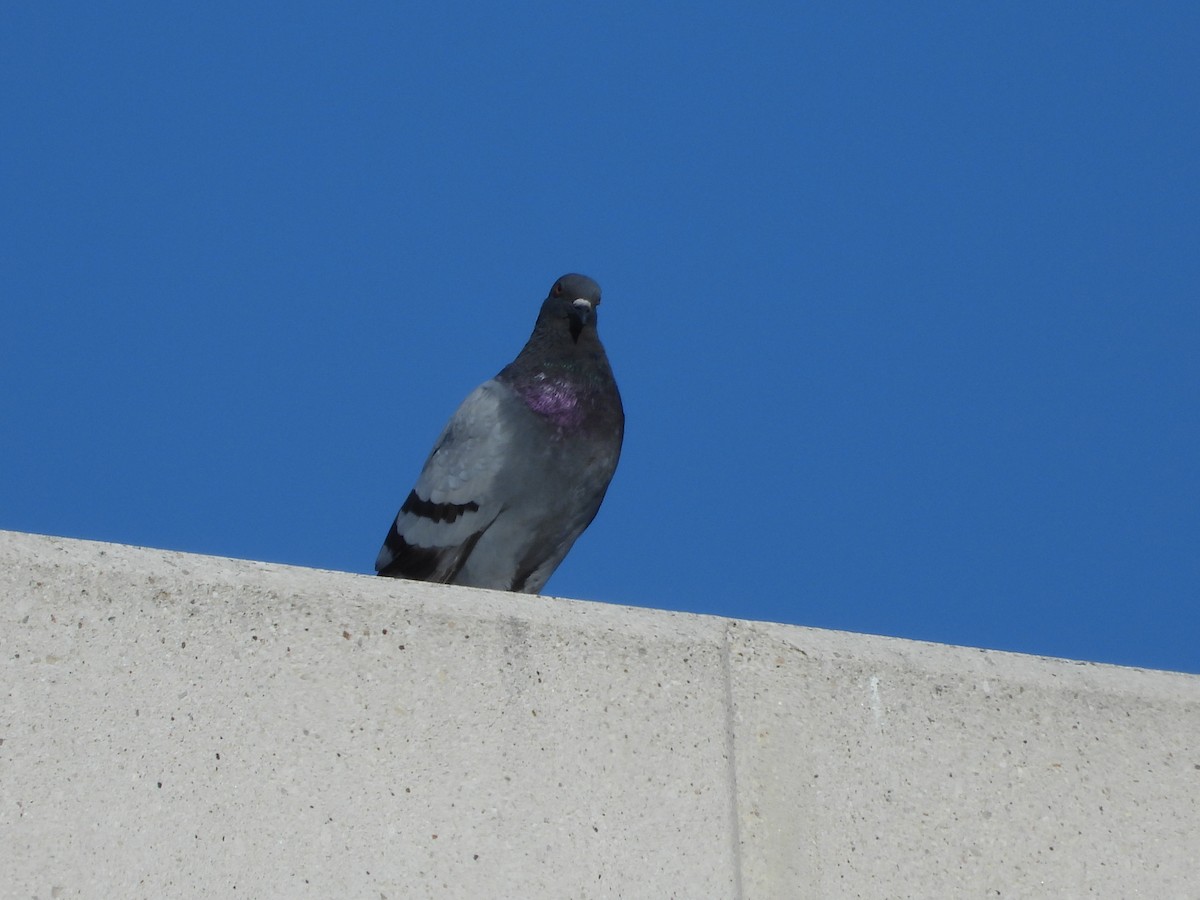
[552,282,562,296]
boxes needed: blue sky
[3,3,1197,673]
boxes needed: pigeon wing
[375,381,513,581]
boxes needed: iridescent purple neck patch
[519,379,584,429]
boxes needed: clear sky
[3,4,1197,673]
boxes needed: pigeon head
[541,273,602,342]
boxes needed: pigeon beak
[567,297,595,342]
[571,298,594,325]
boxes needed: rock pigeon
[375,273,624,594]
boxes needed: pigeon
[375,273,624,594]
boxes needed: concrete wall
[2,529,1197,899]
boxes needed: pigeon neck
[510,313,607,371]
[497,320,617,429]
[512,375,586,428]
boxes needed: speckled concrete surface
[2,531,1197,899]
